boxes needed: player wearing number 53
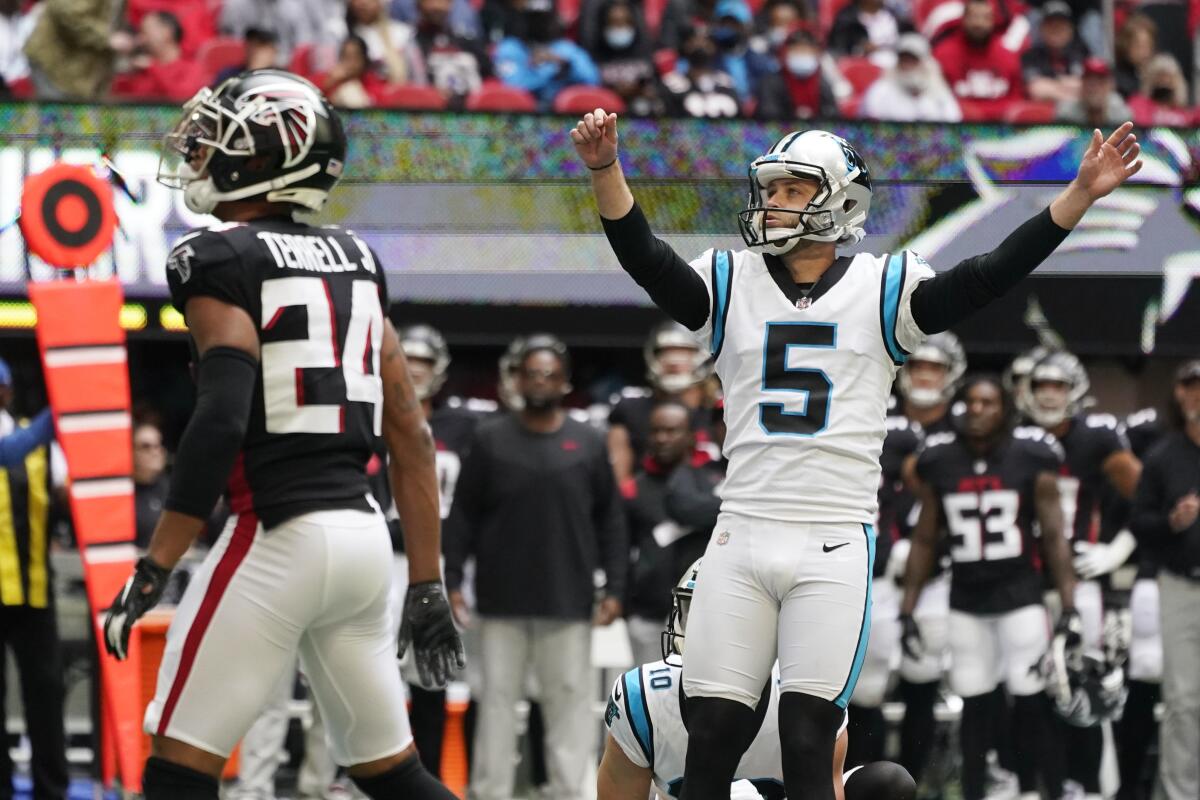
[101,70,463,800]
[901,375,1077,800]
[570,108,1140,800]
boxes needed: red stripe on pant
[156,511,258,736]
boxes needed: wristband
[588,158,617,171]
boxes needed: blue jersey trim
[834,523,877,708]
[711,250,733,358]
[623,668,654,765]
[880,253,908,365]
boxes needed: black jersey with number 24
[166,217,390,529]
[916,428,1064,614]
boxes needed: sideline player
[101,71,464,800]
[571,106,1141,800]
[901,376,1078,800]
[1026,351,1141,799]
[599,561,916,800]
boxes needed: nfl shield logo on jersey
[717,531,731,546]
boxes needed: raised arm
[911,123,1142,334]
[570,108,710,330]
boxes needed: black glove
[900,613,924,661]
[398,580,466,689]
[1054,607,1084,655]
[103,557,171,661]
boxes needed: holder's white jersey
[605,660,848,798]
[690,248,933,524]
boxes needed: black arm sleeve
[165,347,257,519]
[909,207,1071,334]
[600,203,711,331]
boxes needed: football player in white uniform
[599,561,915,800]
[571,107,1141,800]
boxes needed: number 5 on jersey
[261,276,384,436]
[759,322,836,436]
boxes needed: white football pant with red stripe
[143,506,413,765]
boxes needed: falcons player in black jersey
[398,323,487,775]
[902,375,1079,800]
[100,71,463,800]
[1027,351,1142,799]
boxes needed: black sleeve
[593,437,630,599]
[165,347,258,519]
[443,428,488,591]
[1131,452,1172,546]
[600,203,711,331]
[909,207,1071,334]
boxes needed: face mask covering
[787,53,819,76]
[711,27,739,49]
[896,68,928,92]
[1150,85,1174,103]
[768,26,789,46]
[604,26,635,49]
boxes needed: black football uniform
[166,218,388,528]
[431,404,487,520]
[917,429,1064,614]
[1052,413,1129,547]
[1123,408,1163,461]
[876,415,920,578]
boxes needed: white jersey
[689,248,933,524]
[605,660,847,798]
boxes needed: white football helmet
[644,320,713,394]
[898,332,967,409]
[660,558,701,664]
[1029,350,1090,429]
[737,130,873,254]
[399,324,451,401]
[1003,345,1053,421]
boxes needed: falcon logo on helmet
[645,320,714,394]
[157,69,346,215]
[1029,350,1090,429]
[898,332,967,409]
[737,130,873,255]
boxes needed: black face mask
[1150,85,1175,103]
[684,46,713,67]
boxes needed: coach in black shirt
[444,333,627,800]
[1131,359,1200,800]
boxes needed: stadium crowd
[5,317,1198,799]
[0,0,1196,121]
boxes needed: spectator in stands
[755,27,836,119]
[708,0,774,99]
[1055,56,1131,126]
[1129,53,1195,126]
[657,0,724,51]
[861,31,961,120]
[444,335,626,800]
[481,0,523,44]
[24,0,119,100]
[215,27,280,84]
[577,0,649,57]
[661,24,742,116]
[221,0,341,64]
[592,0,666,116]
[493,0,600,109]
[133,417,168,550]
[0,0,36,95]
[1114,14,1157,98]
[933,0,1023,119]
[415,0,492,106]
[755,0,814,50]
[827,0,905,66]
[109,11,209,102]
[1021,0,1087,103]
[321,34,387,106]
[392,0,482,39]
[349,0,427,86]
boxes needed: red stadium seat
[289,44,315,79]
[465,83,539,111]
[819,0,853,35]
[837,57,882,96]
[375,84,449,110]
[1004,100,1057,124]
[558,0,582,31]
[553,85,626,113]
[126,0,217,58]
[653,48,677,76]
[645,0,669,36]
[197,37,247,77]
[957,99,996,121]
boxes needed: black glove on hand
[103,557,171,660]
[1054,607,1083,654]
[398,580,466,689]
[900,613,924,661]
